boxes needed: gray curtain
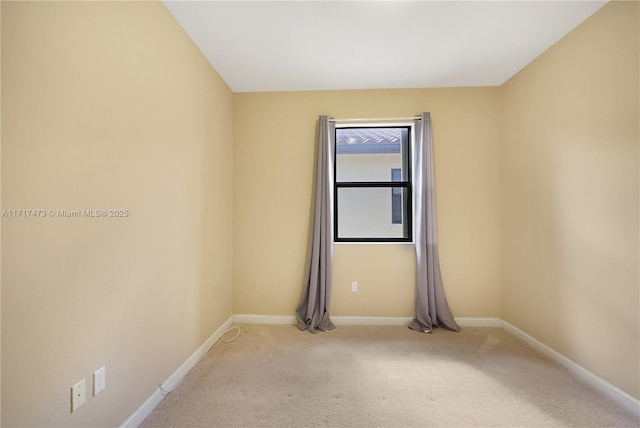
[295,116,336,333]
[409,113,460,333]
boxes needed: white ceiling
[163,1,607,93]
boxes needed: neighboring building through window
[391,168,402,224]
[334,126,412,242]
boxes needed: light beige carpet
[141,325,638,427]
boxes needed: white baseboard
[455,317,502,327]
[501,320,640,417]
[332,316,413,325]
[233,314,501,328]
[233,314,295,325]
[119,315,235,428]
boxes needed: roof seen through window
[336,128,403,154]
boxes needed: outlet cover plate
[71,379,86,412]
[93,366,106,396]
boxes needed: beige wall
[233,88,502,318]
[1,1,234,426]
[501,0,639,399]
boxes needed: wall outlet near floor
[71,379,86,412]
[93,366,106,396]
[351,281,358,292]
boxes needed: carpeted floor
[140,324,639,427]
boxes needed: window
[334,126,412,242]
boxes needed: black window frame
[334,125,412,243]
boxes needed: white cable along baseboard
[122,314,638,426]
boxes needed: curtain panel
[409,112,460,333]
[295,116,336,333]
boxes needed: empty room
[1,0,638,427]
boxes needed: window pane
[336,128,409,182]
[337,187,409,239]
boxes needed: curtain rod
[330,116,421,123]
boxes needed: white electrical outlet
[351,281,358,292]
[93,366,106,396]
[71,379,86,412]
